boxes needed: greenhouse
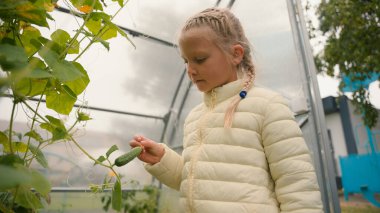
[3,0,379,212]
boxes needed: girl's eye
[195,57,206,64]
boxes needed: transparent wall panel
[108,0,217,43]
[0,99,163,187]
[0,0,339,211]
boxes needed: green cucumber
[114,146,143,167]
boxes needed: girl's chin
[194,82,208,92]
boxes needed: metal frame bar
[55,6,177,48]
[1,94,163,120]
[286,0,341,212]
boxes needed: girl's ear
[231,44,244,66]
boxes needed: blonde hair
[180,7,255,128]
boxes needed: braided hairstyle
[180,7,256,128]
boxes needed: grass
[341,205,380,213]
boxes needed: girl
[130,7,323,213]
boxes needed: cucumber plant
[0,0,141,212]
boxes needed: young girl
[130,7,323,213]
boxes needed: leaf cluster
[312,0,380,128]
[101,184,159,213]
[0,0,135,212]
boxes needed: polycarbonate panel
[39,10,186,115]
[0,0,337,211]
[0,99,162,187]
[232,0,309,114]
[108,0,217,43]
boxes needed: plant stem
[23,87,46,162]
[73,0,131,62]
[73,40,93,61]
[67,120,79,132]
[59,0,96,60]
[22,101,49,124]
[26,143,43,167]
[69,136,111,168]
[11,186,18,210]
[8,101,16,154]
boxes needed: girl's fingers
[133,135,145,142]
[129,139,142,147]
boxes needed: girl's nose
[186,63,197,75]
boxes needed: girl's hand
[129,135,165,165]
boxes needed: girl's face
[179,27,238,92]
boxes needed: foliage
[308,0,380,128]
[0,0,143,212]
[99,182,159,213]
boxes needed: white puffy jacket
[146,79,323,213]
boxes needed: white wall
[325,113,347,176]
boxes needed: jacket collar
[203,79,243,108]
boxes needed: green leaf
[15,1,49,27]
[27,68,52,78]
[20,26,42,56]
[25,130,43,142]
[45,115,65,129]
[0,165,31,190]
[85,18,102,35]
[112,180,122,211]
[0,44,29,72]
[94,155,106,165]
[14,186,44,209]
[0,131,10,151]
[64,62,89,95]
[40,116,68,140]
[50,29,79,55]
[51,29,70,47]
[0,164,50,197]
[0,0,48,27]
[88,12,111,21]
[67,39,80,54]
[11,142,28,153]
[70,0,103,11]
[0,154,24,166]
[100,25,117,41]
[28,144,48,168]
[106,145,118,157]
[30,168,51,196]
[114,25,135,48]
[14,77,48,97]
[110,0,123,7]
[37,37,63,55]
[50,127,68,141]
[99,39,110,51]
[46,85,77,115]
[39,49,83,82]
[40,123,54,133]
[2,141,29,153]
[77,112,91,121]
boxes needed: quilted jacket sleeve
[262,95,323,213]
[144,144,184,190]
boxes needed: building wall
[323,96,380,177]
[325,113,347,176]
